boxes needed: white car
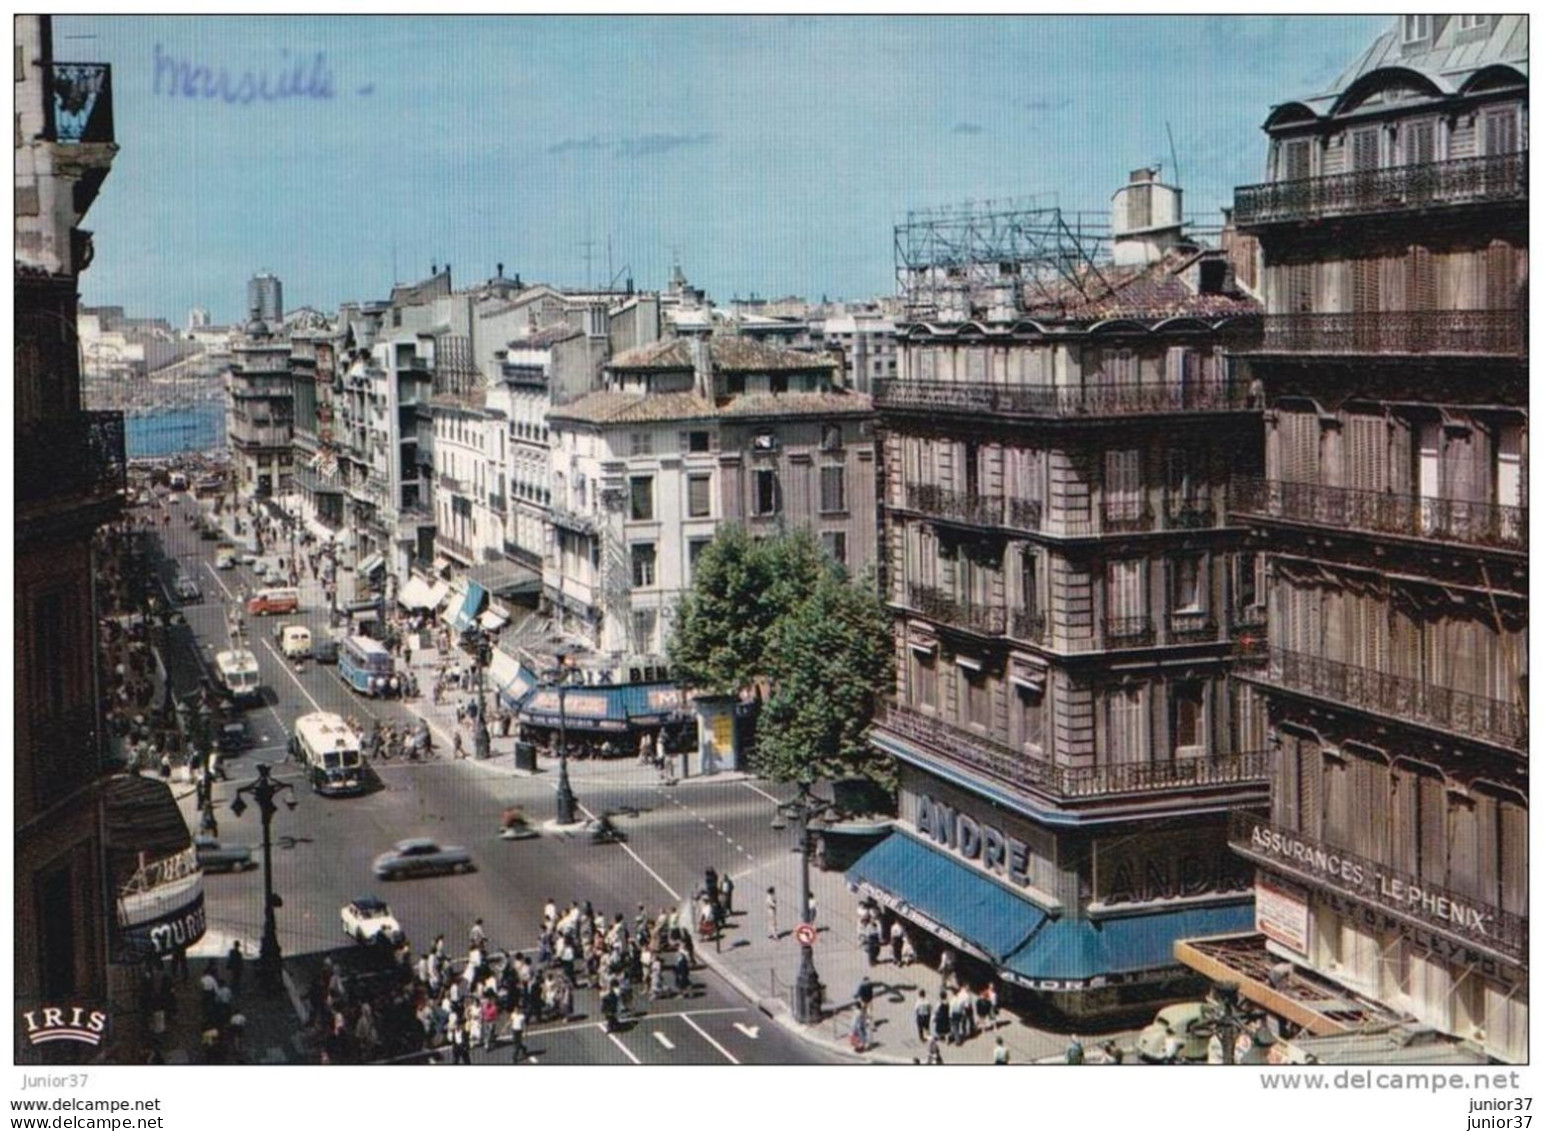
[340,897,404,946]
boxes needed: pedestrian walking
[994,1037,1010,1065]
[509,1006,527,1062]
[933,996,951,1045]
[890,921,906,966]
[914,990,931,1042]
[863,926,882,968]
[926,1035,944,1065]
[765,886,778,940]
[226,941,244,995]
[718,872,734,915]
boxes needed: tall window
[687,537,711,583]
[1108,559,1145,625]
[687,473,712,519]
[1107,685,1148,765]
[753,469,779,516]
[629,476,654,522]
[632,609,658,653]
[630,431,654,456]
[631,543,657,588]
[1014,685,1045,754]
[1105,449,1142,521]
[821,424,843,452]
[1172,682,1205,754]
[1236,551,1264,610]
[821,530,847,565]
[686,430,712,453]
[1019,548,1040,618]
[819,465,846,513]
[911,647,938,711]
[1279,138,1311,182]
[961,665,990,731]
[1172,556,1204,613]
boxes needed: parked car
[251,560,271,580]
[173,575,202,602]
[372,838,475,880]
[195,836,255,873]
[313,637,340,665]
[1136,1002,1211,1063]
[340,897,405,945]
[198,521,221,541]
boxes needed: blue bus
[338,635,399,698]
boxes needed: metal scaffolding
[894,199,1113,321]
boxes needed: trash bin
[514,740,537,772]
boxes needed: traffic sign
[794,922,817,946]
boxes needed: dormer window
[752,430,778,452]
[821,424,843,452]
[1457,14,1488,31]
[1402,14,1431,44]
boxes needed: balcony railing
[17,410,126,510]
[1007,498,1043,532]
[907,584,1007,637]
[1247,310,1524,358]
[903,484,1006,528]
[1166,500,1216,530]
[1103,615,1155,647]
[549,507,598,536]
[43,62,115,144]
[1168,614,1219,643]
[1234,152,1527,228]
[1229,812,1526,964]
[1010,609,1047,644]
[437,533,475,562]
[875,702,1270,801]
[1100,504,1155,533]
[874,377,1252,418]
[1260,647,1526,752]
[1234,477,1527,553]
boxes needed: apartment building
[544,332,874,656]
[1179,15,1528,1062]
[226,318,294,500]
[856,183,1268,1016]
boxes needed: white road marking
[204,559,236,601]
[733,1023,761,1040]
[260,638,326,716]
[741,781,782,805]
[681,1014,740,1065]
[652,1031,676,1050]
[608,1032,641,1064]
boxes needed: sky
[59,14,1390,326]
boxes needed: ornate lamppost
[229,763,297,991]
[770,780,835,1024]
[466,624,492,760]
[547,652,579,825]
[1191,981,1267,1064]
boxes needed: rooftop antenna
[606,235,614,292]
[1165,120,1182,189]
[579,238,596,291]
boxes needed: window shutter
[1486,241,1516,310]
[1389,766,1418,875]
[1499,799,1528,915]
[1484,109,1518,156]
[1351,127,1380,172]
[1418,774,1448,886]
[1405,246,1434,312]
[1472,791,1500,907]
[1282,138,1311,182]
[1297,742,1321,839]
[1404,119,1435,166]
[1352,257,1380,313]
[1276,737,1300,829]
[1447,794,1479,896]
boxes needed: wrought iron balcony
[437,533,476,563]
[1010,608,1047,644]
[1007,498,1043,532]
[549,506,598,536]
[438,473,465,493]
[1165,500,1216,530]
[902,484,1006,528]
[1167,614,1218,643]
[874,377,1252,418]
[906,584,1007,637]
[1103,615,1156,647]
[1258,647,1526,752]
[875,702,1269,802]
[1234,477,1527,553]
[43,62,115,144]
[1229,812,1526,965]
[17,410,126,512]
[1101,504,1154,533]
[1234,152,1527,228]
[1246,310,1524,358]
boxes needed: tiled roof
[1023,250,1260,323]
[718,391,873,418]
[608,336,839,372]
[1326,15,1527,99]
[507,324,582,349]
[548,390,717,425]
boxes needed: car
[313,637,340,665]
[341,896,405,945]
[173,575,202,602]
[251,560,271,580]
[194,836,255,873]
[1136,1001,1211,1063]
[216,546,238,570]
[372,838,474,880]
[216,717,252,755]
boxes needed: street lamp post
[1191,981,1266,1064]
[229,763,297,992]
[549,653,578,825]
[771,780,835,1024]
[469,626,491,760]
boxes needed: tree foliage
[755,568,895,789]
[668,526,895,787]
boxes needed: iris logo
[20,1006,108,1047]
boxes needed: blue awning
[846,830,1048,965]
[450,580,488,632]
[517,681,687,733]
[1003,901,1256,989]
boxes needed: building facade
[545,334,875,656]
[247,270,283,324]
[859,188,1270,1014]
[226,323,294,500]
[1181,15,1529,1062]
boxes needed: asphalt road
[146,491,837,1065]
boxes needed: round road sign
[794,922,817,946]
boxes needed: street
[147,491,840,1065]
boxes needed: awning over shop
[398,576,448,611]
[1003,901,1255,989]
[487,647,521,692]
[306,516,342,544]
[518,681,687,733]
[452,580,488,632]
[467,559,541,599]
[103,774,206,963]
[356,552,385,578]
[846,830,1049,965]
[478,602,510,631]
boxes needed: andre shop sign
[915,793,1034,887]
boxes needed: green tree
[755,568,896,789]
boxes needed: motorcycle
[586,814,626,845]
[500,807,539,841]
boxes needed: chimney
[1111,165,1184,266]
[690,334,714,398]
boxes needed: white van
[280,625,313,660]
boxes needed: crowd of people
[302,896,715,1064]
